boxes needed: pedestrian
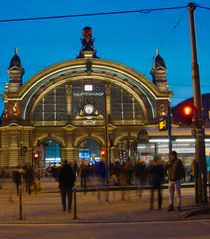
[111,160,122,185]
[58,160,76,212]
[78,160,88,188]
[12,168,22,195]
[148,155,164,210]
[123,157,133,185]
[166,151,185,212]
[24,165,35,195]
[134,160,147,197]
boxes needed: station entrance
[78,139,101,165]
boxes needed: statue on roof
[81,26,95,51]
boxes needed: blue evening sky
[0,0,209,113]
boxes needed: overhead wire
[197,5,210,10]
[0,4,208,24]
[143,9,187,77]
[0,5,187,23]
[158,9,187,50]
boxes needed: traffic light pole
[188,3,207,204]
[167,104,172,154]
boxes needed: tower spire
[7,48,24,92]
[150,49,168,92]
[156,48,159,56]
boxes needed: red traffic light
[183,106,193,115]
[101,150,106,157]
[33,151,39,160]
[181,104,194,124]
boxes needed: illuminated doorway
[42,139,61,167]
[78,139,101,164]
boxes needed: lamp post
[104,85,110,184]
[188,2,207,204]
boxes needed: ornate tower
[8,48,24,93]
[150,49,169,92]
[77,26,98,58]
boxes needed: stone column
[66,84,73,120]
[105,84,111,121]
[61,147,78,164]
[62,132,78,164]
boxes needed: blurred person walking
[12,167,23,195]
[148,155,164,210]
[166,151,185,212]
[96,160,109,202]
[58,160,76,212]
[134,160,147,197]
[78,160,88,188]
[111,160,122,185]
[123,157,133,185]
[24,165,35,195]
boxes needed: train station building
[0,27,209,172]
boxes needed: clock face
[84,104,94,115]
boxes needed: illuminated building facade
[0,27,209,171]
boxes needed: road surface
[0,220,210,239]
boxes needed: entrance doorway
[118,138,137,164]
[41,139,61,167]
[78,139,101,164]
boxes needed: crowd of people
[57,151,185,212]
[0,152,188,212]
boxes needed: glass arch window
[32,80,146,123]
[111,85,145,121]
[32,85,67,121]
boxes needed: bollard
[208,172,210,200]
[18,168,25,220]
[18,173,23,220]
[73,187,77,219]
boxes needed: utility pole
[188,2,208,204]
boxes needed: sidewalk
[0,179,209,224]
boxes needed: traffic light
[181,104,194,124]
[33,151,40,160]
[100,149,106,158]
[159,116,167,131]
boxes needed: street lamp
[104,84,110,183]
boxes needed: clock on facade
[84,104,94,115]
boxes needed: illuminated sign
[84,84,93,91]
[73,92,104,97]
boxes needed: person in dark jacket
[148,155,164,210]
[166,151,185,212]
[58,160,76,212]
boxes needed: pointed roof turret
[152,48,166,69]
[150,49,168,93]
[9,48,22,69]
[7,48,24,92]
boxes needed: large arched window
[111,84,145,121]
[33,85,67,121]
[32,80,146,123]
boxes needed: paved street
[0,178,209,224]
[1,220,210,239]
